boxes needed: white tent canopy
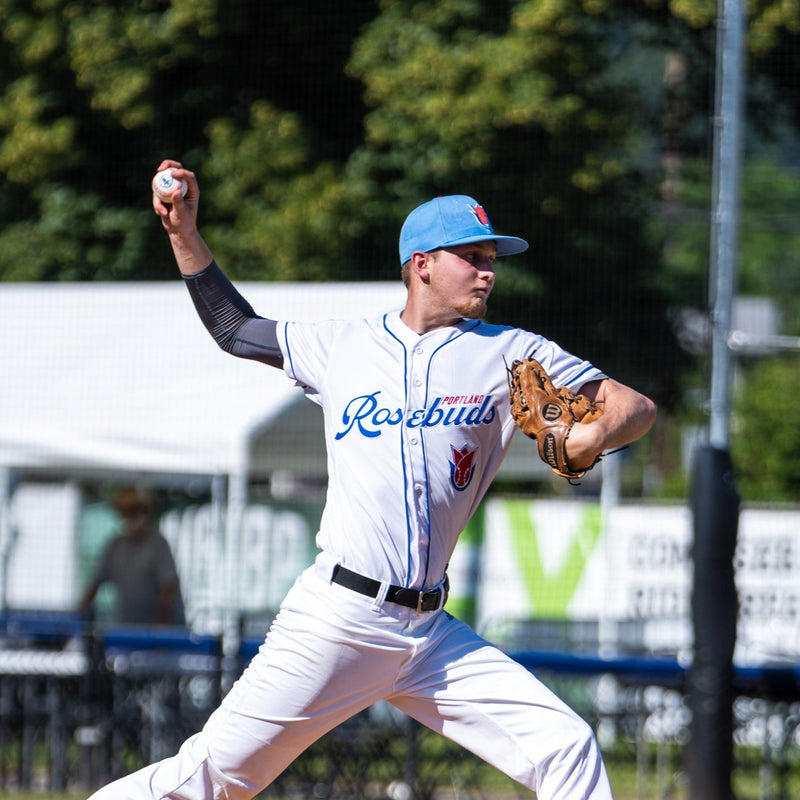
[1,280,406,480]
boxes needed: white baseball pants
[88,553,613,800]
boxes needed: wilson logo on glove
[542,403,563,422]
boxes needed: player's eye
[466,250,495,266]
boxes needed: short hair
[113,486,154,517]
[401,261,411,287]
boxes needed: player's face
[429,242,497,320]
[122,508,150,538]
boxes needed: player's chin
[460,297,489,320]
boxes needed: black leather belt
[330,564,448,612]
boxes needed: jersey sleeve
[276,318,350,403]
[512,331,607,391]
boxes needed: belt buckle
[417,588,440,613]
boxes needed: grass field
[2,753,797,800]
[0,731,795,800]
[0,757,680,800]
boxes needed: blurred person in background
[78,486,185,626]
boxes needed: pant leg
[390,612,614,800]
[87,568,409,800]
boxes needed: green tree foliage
[0,0,373,279]
[648,156,800,500]
[0,0,223,279]
[200,102,373,281]
[643,0,800,55]
[738,158,800,332]
[344,0,683,401]
[732,357,800,502]
[0,0,798,423]
[651,155,800,329]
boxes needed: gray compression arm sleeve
[182,261,283,367]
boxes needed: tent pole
[0,467,12,610]
[221,457,248,689]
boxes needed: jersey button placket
[404,344,431,583]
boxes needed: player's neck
[399,305,463,335]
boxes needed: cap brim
[439,234,529,257]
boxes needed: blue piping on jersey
[382,314,414,588]
[571,363,598,387]
[418,319,481,584]
[281,322,297,378]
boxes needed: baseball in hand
[152,169,188,202]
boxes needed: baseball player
[87,160,656,800]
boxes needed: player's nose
[477,259,496,277]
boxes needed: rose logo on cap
[399,195,529,265]
[471,204,490,227]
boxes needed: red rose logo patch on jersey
[471,204,491,228]
[450,444,477,491]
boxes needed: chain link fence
[0,611,798,799]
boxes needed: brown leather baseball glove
[506,356,603,480]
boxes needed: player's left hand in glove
[506,356,603,481]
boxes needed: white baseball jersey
[279,310,605,590]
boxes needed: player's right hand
[152,160,198,234]
[152,160,214,276]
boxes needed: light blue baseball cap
[399,195,529,265]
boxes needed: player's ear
[409,251,433,283]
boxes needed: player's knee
[575,716,600,753]
[558,717,606,781]
[524,717,606,799]
[541,713,600,770]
